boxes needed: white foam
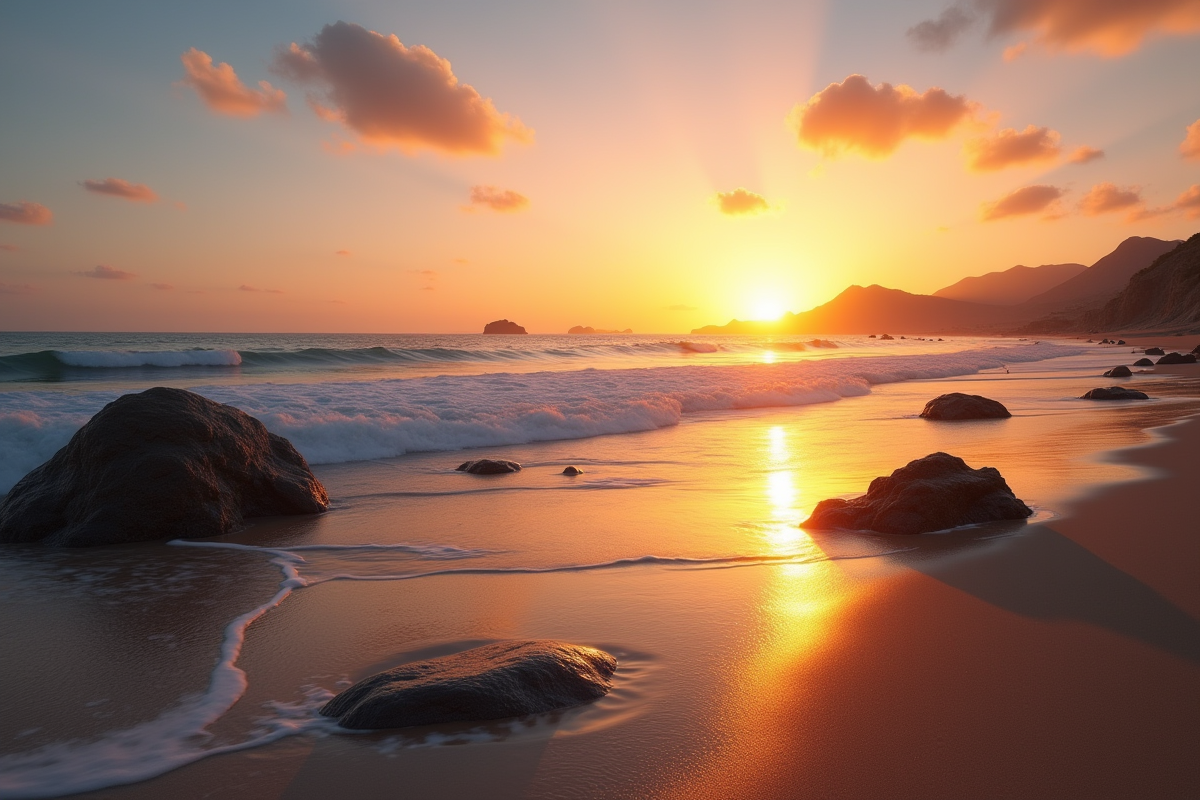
[0,342,1083,494]
[53,350,242,368]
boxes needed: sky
[1,0,1198,333]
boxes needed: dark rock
[483,319,527,335]
[1103,365,1132,378]
[1145,347,1165,355]
[0,387,327,547]
[919,393,1012,421]
[1133,358,1154,367]
[801,452,1032,535]
[457,459,522,474]
[879,334,894,340]
[1080,387,1150,400]
[320,640,617,730]
[1156,352,1197,365]
[562,466,584,476]
[868,334,877,338]
[1116,339,1126,345]
[1192,344,1200,355]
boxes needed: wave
[0,349,242,376]
[0,342,1083,494]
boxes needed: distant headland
[483,319,527,334]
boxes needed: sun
[750,297,787,321]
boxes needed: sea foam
[0,342,1080,494]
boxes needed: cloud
[1182,119,1200,160]
[179,48,286,117]
[714,188,771,216]
[913,0,1200,57]
[272,22,532,156]
[78,264,137,280]
[239,284,284,294]
[666,304,698,311]
[149,283,174,290]
[1175,184,1200,218]
[907,6,978,51]
[452,257,469,264]
[82,177,159,203]
[1067,145,1105,164]
[466,185,530,213]
[0,244,18,253]
[980,184,1064,220]
[0,282,36,295]
[1080,182,1142,216]
[966,125,1061,171]
[0,201,52,225]
[335,249,352,256]
[789,74,974,159]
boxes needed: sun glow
[750,298,787,321]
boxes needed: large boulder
[483,319,527,335]
[0,387,327,547]
[1133,358,1154,367]
[457,459,522,474]
[1156,352,1197,365]
[920,393,1011,420]
[1081,387,1150,400]
[1103,365,1132,378]
[802,452,1032,535]
[320,640,617,730]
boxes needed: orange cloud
[83,177,159,203]
[467,185,530,213]
[1066,145,1105,164]
[239,284,284,294]
[714,188,771,216]
[78,264,137,280]
[272,22,532,156]
[980,184,1064,221]
[0,244,18,253]
[789,74,974,159]
[1176,184,1200,218]
[0,282,36,294]
[180,48,286,117]
[1080,182,1142,216]
[1181,120,1200,160]
[0,201,52,225]
[966,125,1061,171]
[335,249,352,256]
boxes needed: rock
[457,459,522,474]
[1192,344,1200,355]
[0,387,327,547]
[483,319,527,335]
[879,334,894,340]
[802,452,1032,535]
[1156,352,1197,364]
[1116,339,1126,345]
[562,466,584,476]
[1133,358,1154,367]
[919,393,1012,421]
[1103,365,1132,377]
[1145,347,1165,355]
[868,334,877,338]
[320,640,617,730]
[1080,387,1150,400]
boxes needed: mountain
[692,285,1020,335]
[1019,236,1180,312]
[933,262,1086,305]
[1081,234,1200,332]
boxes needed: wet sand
[3,352,1198,799]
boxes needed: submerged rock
[802,452,1032,535]
[1080,387,1150,400]
[879,334,895,340]
[483,319,527,335]
[1156,352,1197,365]
[0,387,328,547]
[919,393,1011,421]
[562,466,584,476]
[1103,365,1133,378]
[457,459,522,474]
[320,640,617,730]
[1134,358,1154,367]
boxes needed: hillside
[934,262,1086,305]
[1081,234,1200,332]
[1019,236,1179,312]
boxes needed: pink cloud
[180,48,286,117]
[0,201,53,226]
[789,74,974,159]
[239,284,284,294]
[272,22,532,156]
[1175,184,1200,218]
[335,249,352,256]
[149,283,174,290]
[1181,120,1200,160]
[1067,145,1105,164]
[980,184,1064,221]
[0,282,36,295]
[83,177,159,203]
[966,125,1061,171]
[1080,182,1142,216]
[714,188,771,216]
[0,244,18,253]
[78,264,137,280]
[466,185,530,213]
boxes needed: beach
[0,335,1197,799]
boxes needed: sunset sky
[2,0,1198,333]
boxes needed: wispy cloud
[0,201,53,226]
[82,177,159,203]
[149,283,174,290]
[1173,184,1200,219]
[714,188,772,216]
[0,282,36,295]
[1066,145,1105,164]
[0,244,18,253]
[965,125,1060,171]
[466,185,530,213]
[239,284,284,294]
[1181,120,1200,160]
[179,48,286,117]
[1080,182,1143,216]
[980,184,1064,221]
[907,6,977,52]
[78,264,137,280]
[335,249,352,256]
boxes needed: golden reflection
[762,349,776,364]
